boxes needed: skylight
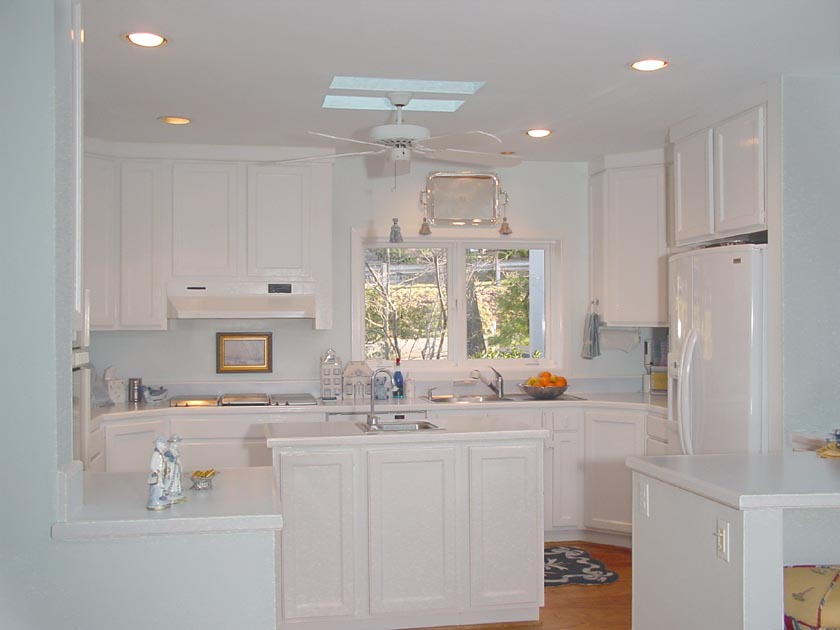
[322,96,464,112]
[329,76,484,95]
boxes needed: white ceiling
[84,0,840,163]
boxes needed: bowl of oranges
[519,372,568,399]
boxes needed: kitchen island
[267,417,549,630]
[627,451,840,630]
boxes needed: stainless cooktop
[169,393,318,407]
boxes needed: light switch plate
[715,518,730,562]
[638,481,650,517]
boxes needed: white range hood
[166,282,316,320]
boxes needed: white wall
[1,3,276,628]
[782,75,840,435]
[90,156,646,389]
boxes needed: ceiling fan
[279,92,522,169]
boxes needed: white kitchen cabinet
[583,409,646,533]
[543,407,583,531]
[171,162,240,279]
[714,106,766,235]
[279,449,357,620]
[469,443,543,608]
[103,417,169,472]
[673,105,765,247]
[84,154,119,327]
[590,152,668,326]
[368,447,459,614]
[272,425,545,628]
[83,154,168,330]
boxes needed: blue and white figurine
[146,437,171,510]
[164,435,186,504]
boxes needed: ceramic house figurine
[146,437,171,510]
[163,435,186,504]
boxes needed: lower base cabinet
[275,439,544,628]
[583,410,646,534]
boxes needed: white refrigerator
[667,244,767,455]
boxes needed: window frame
[351,229,559,373]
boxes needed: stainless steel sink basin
[425,394,512,404]
[357,421,444,433]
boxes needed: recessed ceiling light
[124,32,167,48]
[500,151,516,155]
[322,95,464,112]
[630,58,669,72]
[158,116,190,125]
[526,129,552,138]
[330,76,484,95]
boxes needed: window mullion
[449,243,467,363]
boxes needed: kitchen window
[353,234,553,367]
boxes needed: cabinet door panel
[470,444,541,607]
[247,165,309,277]
[584,411,645,533]
[715,106,765,234]
[172,163,238,277]
[603,166,667,325]
[551,432,582,529]
[674,129,715,245]
[280,450,355,619]
[120,161,165,327]
[368,447,458,614]
[84,155,119,328]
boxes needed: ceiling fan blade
[273,149,388,164]
[309,131,384,149]
[414,130,503,152]
[422,148,522,167]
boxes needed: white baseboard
[545,528,631,548]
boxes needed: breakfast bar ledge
[51,466,282,541]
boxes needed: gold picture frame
[216,333,273,373]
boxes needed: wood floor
[418,541,632,630]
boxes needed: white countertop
[52,467,282,540]
[94,391,666,424]
[627,451,840,510]
[266,417,549,447]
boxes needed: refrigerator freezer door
[686,245,766,453]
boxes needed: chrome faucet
[471,367,505,399]
[367,367,393,430]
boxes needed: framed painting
[216,332,273,373]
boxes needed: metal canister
[128,378,143,403]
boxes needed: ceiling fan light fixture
[630,58,669,72]
[124,32,167,47]
[526,129,552,138]
[158,116,191,125]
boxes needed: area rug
[544,546,619,586]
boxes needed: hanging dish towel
[581,309,601,359]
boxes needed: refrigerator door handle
[678,329,699,455]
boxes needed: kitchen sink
[425,394,512,404]
[357,421,444,433]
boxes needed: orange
[539,375,552,386]
[555,376,568,387]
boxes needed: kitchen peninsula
[628,451,840,630]
[266,417,548,629]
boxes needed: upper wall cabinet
[590,151,668,327]
[84,155,169,330]
[673,105,766,247]
[84,141,334,330]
